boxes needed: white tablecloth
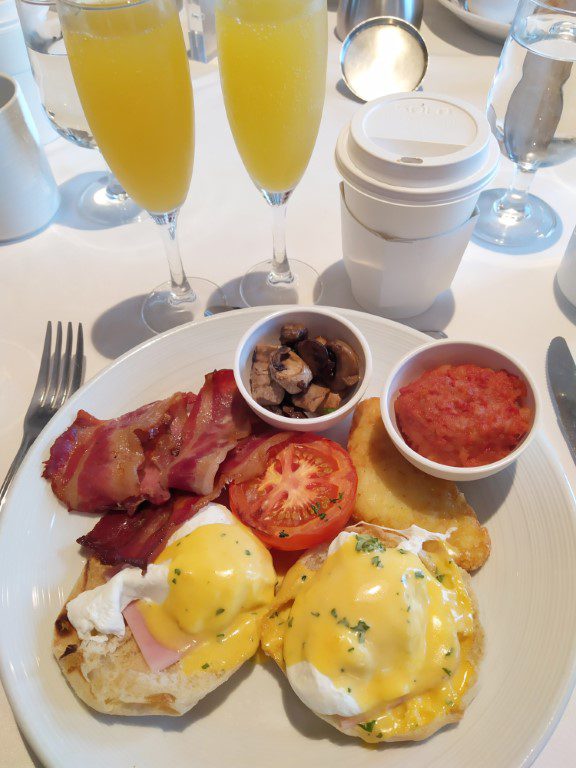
[2,2,576,765]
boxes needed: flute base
[240,259,323,306]
[142,278,227,334]
[474,188,557,248]
[79,174,142,226]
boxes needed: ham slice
[44,370,252,514]
[122,601,189,673]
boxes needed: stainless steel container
[336,0,424,41]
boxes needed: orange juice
[61,0,193,213]
[216,0,327,193]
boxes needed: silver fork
[0,322,84,504]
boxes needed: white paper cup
[0,74,60,241]
[340,185,478,319]
[335,92,499,240]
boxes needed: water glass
[476,0,576,248]
[16,0,141,225]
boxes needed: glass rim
[57,0,150,10]
[529,0,576,15]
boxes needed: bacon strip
[43,394,192,513]
[43,370,252,514]
[78,431,296,568]
[167,369,252,495]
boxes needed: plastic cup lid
[335,92,500,204]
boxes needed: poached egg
[67,504,276,675]
[262,525,479,741]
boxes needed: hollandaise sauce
[139,521,276,676]
[264,530,479,742]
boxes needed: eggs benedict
[54,504,276,716]
[261,523,483,743]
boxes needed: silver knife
[547,336,576,461]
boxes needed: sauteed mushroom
[249,324,362,418]
[269,346,313,394]
[296,339,335,382]
[250,345,284,406]
[280,322,308,346]
[326,339,360,392]
[292,383,330,413]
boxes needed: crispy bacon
[43,370,251,514]
[43,394,192,513]
[167,368,252,494]
[78,430,296,568]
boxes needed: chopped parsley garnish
[279,531,289,538]
[350,619,370,644]
[347,687,352,693]
[215,607,225,615]
[414,570,425,579]
[445,648,453,657]
[445,699,454,708]
[311,611,320,617]
[330,608,338,618]
[359,720,376,733]
[201,663,210,669]
[217,633,225,638]
[338,617,350,627]
[245,550,251,556]
[171,578,177,584]
[436,574,445,583]
[269,610,279,618]
[174,568,181,576]
[354,534,385,554]
[442,667,452,676]
[398,548,407,555]
[301,575,307,581]
[310,502,321,516]
[287,617,293,628]
[320,513,327,520]
[347,647,355,652]
[371,555,383,568]
[220,533,226,538]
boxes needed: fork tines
[36,321,84,411]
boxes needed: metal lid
[340,16,428,103]
[335,92,501,204]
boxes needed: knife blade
[547,336,576,461]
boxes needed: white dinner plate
[1,307,576,768]
[436,0,510,42]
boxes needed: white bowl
[381,339,540,481]
[234,308,372,432]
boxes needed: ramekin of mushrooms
[234,309,372,432]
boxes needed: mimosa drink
[61,0,193,213]
[216,0,327,193]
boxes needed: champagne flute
[57,0,226,332]
[476,0,576,248]
[16,0,141,226]
[215,0,327,306]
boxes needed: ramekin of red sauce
[380,341,539,482]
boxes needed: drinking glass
[57,0,226,332]
[476,0,576,248]
[16,0,141,226]
[215,0,328,306]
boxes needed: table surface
[2,1,576,766]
